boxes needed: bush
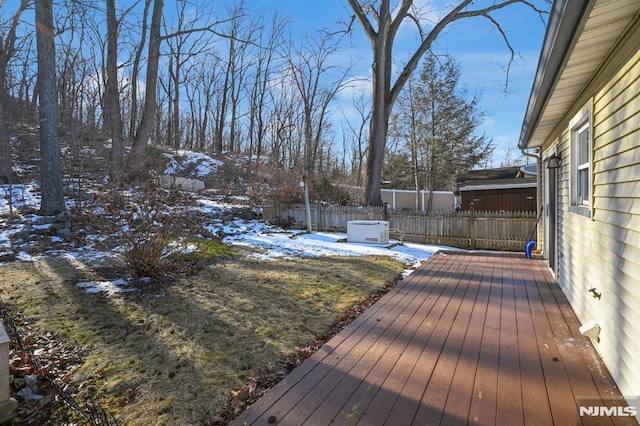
[123,234,171,278]
[98,176,206,278]
[314,176,351,205]
[263,169,311,203]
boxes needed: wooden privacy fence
[263,203,538,251]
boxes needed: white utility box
[347,220,389,244]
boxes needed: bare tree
[127,0,163,179]
[97,1,144,182]
[127,0,243,171]
[83,15,107,131]
[162,0,213,149]
[105,0,125,182]
[347,0,548,205]
[55,1,91,130]
[128,0,152,140]
[13,36,37,118]
[184,57,219,150]
[389,75,422,210]
[247,11,286,165]
[266,82,298,167]
[213,3,246,155]
[286,32,350,174]
[227,34,251,154]
[35,0,65,214]
[0,0,29,183]
[341,91,370,186]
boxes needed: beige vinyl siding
[555,128,570,291]
[555,45,640,399]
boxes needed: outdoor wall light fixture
[547,153,562,169]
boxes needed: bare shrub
[259,168,317,203]
[93,175,204,278]
[122,230,171,278]
[314,176,351,205]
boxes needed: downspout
[521,148,542,245]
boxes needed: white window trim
[576,122,590,206]
[569,101,593,216]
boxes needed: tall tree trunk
[0,0,29,183]
[426,89,436,213]
[129,0,152,139]
[0,86,12,182]
[172,60,180,149]
[128,0,163,180]
[364,16,392,207]
[35,0,65,214]
[215,37,233,155]
[304,109,314,173]
[106,0,125,183]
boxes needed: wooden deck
[231,251,638,426]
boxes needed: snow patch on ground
[76,277,151,297]
[1,184,41,214]
[2,175,453,297]
[164,150,223,178]
[220,221,449,275]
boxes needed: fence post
[469,202,476,250]
[0,322,18,423]
[384,202,388,221]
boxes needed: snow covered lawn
[2,184,449,296]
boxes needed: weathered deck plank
[513,260,553,426]
[231,252,638,426]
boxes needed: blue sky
[264,0,549,167]
[3,0,548,168]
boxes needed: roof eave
[518,0,592,150]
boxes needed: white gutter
[459,181,537,191]
[522,148,542,244]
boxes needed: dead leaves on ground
[6,305,87,425]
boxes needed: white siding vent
[347,221,390,244]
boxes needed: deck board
[412,255,478,425]
[231,251,638,426]
[496,260,524,426]
[468,254,501,426]
[513,261,552,426]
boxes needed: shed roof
[457,166,523,182]
[457,166,536,191]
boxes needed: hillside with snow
[1,149,449,296]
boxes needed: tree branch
[2,0,30,64]
[483,13,516,88]
[347,0,377,41]
[454,0,550,90]
[389,0,413,38]
[404,11,424,41]
[322,14,356,38]
[389,0,472,106]
[390,0,548,105]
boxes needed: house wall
[548,25,640,402]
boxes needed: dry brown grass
[0,247,404,425]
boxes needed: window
[570,101,593,213]
[576,122,590,205]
